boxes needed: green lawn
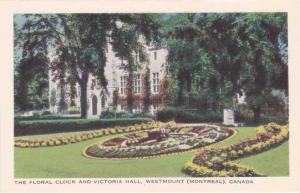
[233,141,289,176]
[14,126,288,178]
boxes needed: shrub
[156,107,222,123]
[15,118,152,136]
[41,141,48,147]
[235,103,288,125]
[32,111,41,118]
[54,140,61,145]
[15,121,171,148]
[15,115,81,121]
[68,106,80,114]
[41,111,51,116]
[100,110,153,119]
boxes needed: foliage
[100,109,153,119]
[235,99,288,125]
[156,107,222,123]
[15,121,166,147]
[15,13,288,123]
[15,118,152,136]
[15,14,160,118]
[15,52,49,111]
[67,106,80,114]
[15,115,81,121]
[160,13,288,122]
[15,14,113,117]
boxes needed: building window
[133,74,141,94]
[56,85,60,97]
[154,51,157,60]
[133,102,142,113]
[120,57,127,69]
[101,96,106,108]
[120,76,127,95]
[152,72,160,93]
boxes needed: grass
[14,126,288,178]
[233,141,289,176]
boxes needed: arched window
[101,96,106,108]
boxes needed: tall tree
[162,13,288,121]
[238,13,288,122]
[17,14,114,118]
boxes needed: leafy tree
[15,53,49,111]
[236,13,288,122]
[161,13,287,122]
[17,14,115,118]
[16,14,160,117]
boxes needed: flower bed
[14,121,173,148]
[84,125,234,159]
[183,123,289,177]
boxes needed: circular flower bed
[84,125,234,159]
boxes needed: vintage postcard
[0,0,300,192]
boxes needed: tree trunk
[186,70,192,93]
[253,107,261,123]
[70,79,77,107]
[79,70,89,119]
[126,55,134,113]
[177,82,184,106]
[58,81,66,113]
[127,71,133,113]
[80,81,88,118]
[142,67,151,113]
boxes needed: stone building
[48,43,168,118]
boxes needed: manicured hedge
[156,107,222,123]
[15,118,152,136]
[15,116,81,121]
[15,121,170,148]
[100,110,153,119]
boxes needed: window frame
[120,76,127,95]
[152,72,160,94]
[133,74,141,94]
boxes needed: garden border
[183,123,289,177]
